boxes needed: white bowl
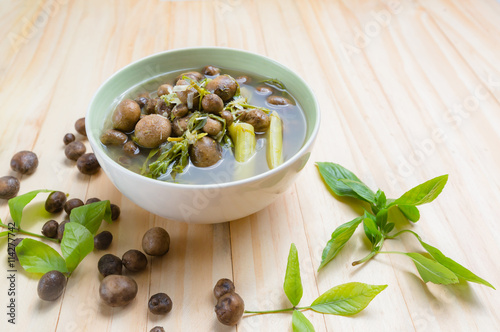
[87,47,320,224]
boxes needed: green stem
[385,229,420,240]
[352,237,385,266]
[378,251,406,255]
[244,307,308,315]
[352,251,378,266]
[0,222,59,243]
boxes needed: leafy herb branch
[1,190,113,276]
[316,162,494,289]
[244,243,387,331]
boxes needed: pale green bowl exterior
[87,47,320,223]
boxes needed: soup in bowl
[87,47,320,224]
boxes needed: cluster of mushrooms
[101,65,291,179]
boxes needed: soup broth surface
[102,67,307,185]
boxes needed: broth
[101,67,307,185]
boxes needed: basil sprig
[244,243,387,331]
[317,162,494,289]
[0,190,113,276]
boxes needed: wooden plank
[1,0,499,331]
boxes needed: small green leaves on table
[316,162,375,203]
[244,243,386,330]
[316,162,494,289]
[15,238,68,274]
[69,200,112,235]
[404,253,459,285]
[389,175,448,207]
[292,310,315,332]
[284,243,303,306]
[319,217,363,270]
[8,189,54,228]
[1,191,115,278]
[61,222,94,272]
[310,282,387,316]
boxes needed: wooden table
[1,0,499,331]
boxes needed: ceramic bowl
[87,47,320,224]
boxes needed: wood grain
[1,0,499,331]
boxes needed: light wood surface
[1,0,500,331]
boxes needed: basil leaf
[375,189,386,208]
[384,223,395,234]
[310,282,387,316]
[8,189,54,228]
[284,243,303,306]
[292,310,315,332]
[375,208,388,229]
[319,217,363,270]
[316,163,374,203]
[69,200,111,235]
[398,205,420,222]
[391,175,448,206]
[61,222,94,272]
[419,240,494,289]
[15,238,68,274]
[363,218,381,245]
[405,253,458,285]
[339,179,376,203]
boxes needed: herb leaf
[375,208,388,229]
[316,163,375,203]
[292,310,315,332]
[15,238,68,274]
[0,231,9,238]
[8,189,54,228]
[418,240,494,289]
[284,243,303,306]
[339,179,376,203]
[61,222,94,273]
[398,205,420,222]
[363,217,381,246]
[383,223,395,234]
[391,175,448,206]
[309,282,387,316]
[319,217,363,270]
[69,200,111,235]
[375,190,386,208]
[405,253,458,285]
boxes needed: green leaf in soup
[310,282,387,316]
[61,222,94,273]
[8,189,54,228]
[292,310,315,332]
[319,217,363,270]
[391,175,448,206]
[405,253,458,285]
[398,205,420,222]
[69,200,111,235]
[316,162,374,203]
[338,179,376,203]
[15,238,68,274]
[284,243,303,306]
[418,240,495,289]
[363,217,381,246]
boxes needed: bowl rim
[87,46,320,190]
